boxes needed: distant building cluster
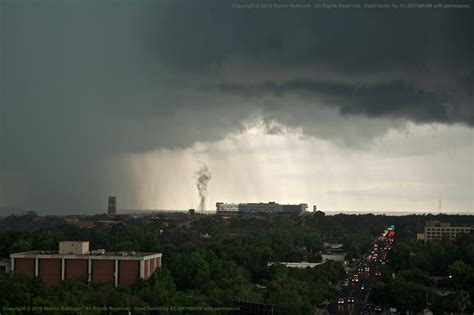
[9,241,161,287]
[65,218,128,229]
[63,196,131,229]
[216,201,308,217]
[417,220,472,241]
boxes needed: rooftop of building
[10,250,161,259]
[425,220,472,228]
[217,201,307,205]
[10,241,161,260]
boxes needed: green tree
[454,291,472,315]
[371,278,426,312]
[174,251,211,291]
[399,269,430,286]
[266,276,312,315]
[449,260,473,290]
[8,239,33,253]
[388,241,411,272]
[304,232,323,253]
[133,268,180,306]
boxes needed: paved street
[322,226,395,315]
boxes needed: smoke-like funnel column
[195,164,212,211]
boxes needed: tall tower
[108,196,117,216]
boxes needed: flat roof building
[10,241,161,287]
[417,221,472,241]
[216,202,308,216]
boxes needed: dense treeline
[0,212,473,314]
[370,233,474,314]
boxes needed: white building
[216,201,308,216]
[267,262,323,268]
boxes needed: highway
[322,226,395,315]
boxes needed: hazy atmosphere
[1,0,473,214]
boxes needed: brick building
[108,196,117,216]
[10,241,161,287]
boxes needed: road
[323,226,395,315]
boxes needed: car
[375,271,382,277]
[347,297,355,303]
[364,304,374,312]
[374,305,383,312]
[352,277,359,283]
[337,298,345,305]
[365,267,370,272]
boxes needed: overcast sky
[0,0,472,214]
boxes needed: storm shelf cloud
[0,0,472,213]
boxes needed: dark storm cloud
[215,80,464,125]
[152,0,473,126]
[0,0,472,212]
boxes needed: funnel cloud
[195,163,212,211]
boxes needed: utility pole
[438,193,442,213]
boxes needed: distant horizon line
[1,208,472,217]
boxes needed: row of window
[425,228,470,232]
[426,231,468,234]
